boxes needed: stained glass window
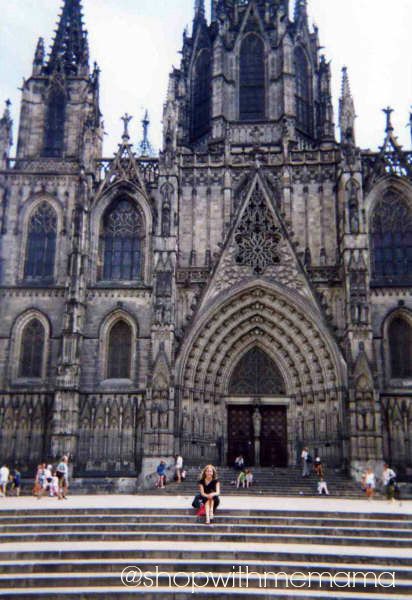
[229,347,285,395]
[24,202,57,282]
[107,321,132,379]
[294,47,312,135]
[19,319,45,378]
[102,199,143,281]
[389,317,412,378]
[43,87,66,158]
[240,35,265,121]
[191,50,212,141]
[371,193,412,285]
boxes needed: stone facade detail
[0,0,411,483]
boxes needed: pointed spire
[121,113,133,143]
[294,0,308,24]
[194,0,205,19]
[139,110,155,157]
[33,38,45,74]
[339,66,356,144]
[46,0,89,75]
[0,100,13,168]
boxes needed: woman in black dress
[198,465,220,524]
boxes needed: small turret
[339,67,356,144]
[32,38,45,75]
[0,100,13,169]
[294,0,308,26]
[139,110,155,157]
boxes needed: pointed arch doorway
[227,347,288,467]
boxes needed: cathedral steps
[0,507,410,597]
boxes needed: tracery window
[43,87,66,157]
[239,34,265,121]
[19,319,45,378]
[191,49,212,141]
[389,316,412,379]
[294,47,312,135]
[107,320,132,379]
[101,198,144,281]
[24,202,57,282]
[229,347,285,395]
[370,192,412,285]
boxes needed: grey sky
[0,0,411,156]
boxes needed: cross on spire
[383,106,394,133]
[121,114,133,142]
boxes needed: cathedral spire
[32,38,45,75]
[194,0,205,19]
[46,0,89,75]
[294,0,308,25]
[339,67,356,144]
[0,100,13,169]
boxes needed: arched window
[370,192,412,285]
[294,47,312,135]
[389,316,412,378]
[101,198,144,281]
[24,202,57,282]
[43,87,66,157]
[107,320,132,379]
[229,347,285,395]
[240,35,265,121]
[191,49,212,141]
[19,319,45,378]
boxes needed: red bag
[196,504,206,516]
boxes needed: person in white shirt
[175,455,183,483]
[317,478,330,495]
[0,465,9,497]
[382,464,397,502]
[301,447,311,478]
[56,456,69,500]
[362,467,376,500]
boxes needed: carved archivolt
[178,284,345,397]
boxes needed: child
[245,469,254,488]
[51,472,60,497]
[317,477,329,495]
[236,470,246,488]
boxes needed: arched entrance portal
[227,347,288,467]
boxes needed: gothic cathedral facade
[0,0,411,484]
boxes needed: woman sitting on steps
[198,465,220,525]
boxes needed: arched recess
[368,184,412,285]
[383,309,412,381]
[177,283,347,466]
[19,195,64,284]
[228,346,286,396]
[98,310,139,383]
[9,310,51,382]
[294,46,313,136]
[43,84,66,157]
[239,34,265,121]
[91,184,152,285]
[191,48,212,141]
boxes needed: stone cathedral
[0,0,411,486]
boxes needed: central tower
[173,0,334,150]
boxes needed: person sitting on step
[198,465,220,525]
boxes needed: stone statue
[253,407,262,438]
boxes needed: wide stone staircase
[148,466,365,497]
[0,505,411,598]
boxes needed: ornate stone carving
[234,184,281,275]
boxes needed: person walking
[156,460,167,489]
[0,465,9,497]
[56,456,69,500]
[11,468,21,497]
[198,465,220,525]
[175,454,183,483]
[301,447,311,478]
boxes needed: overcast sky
[0,0,411,156]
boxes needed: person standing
[0,465,9,497]
[301,447,311,478]
[362,467,376,500]
[198,465,220,525]
[156,460,167,488]
[11,468,21,497]
[56,456,69,500]
[175,454,183,483]
[382,464,397,503]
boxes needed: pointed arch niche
[239,34,265,121]
[228,347,286,396]
[98,310,139,384]
[43,84,66,158]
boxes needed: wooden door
[260,406,288,467]
[227,405,255,466]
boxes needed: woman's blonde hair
[200,464,218,480]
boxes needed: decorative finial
[139,110,154,156]
[383,106,394,133]
[121,113,132,142]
